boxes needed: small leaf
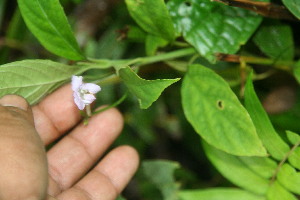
[253,22,294,61]
[167,0,263,62]
[179,188,265,200]
[0,60,84,104]
[288,147,300,170]
[119,66,180,109]
[203,142,269,195]
[142,160,180,200]
[18,0,84,60]
[267,181,297,200]
[244,72,290,160]
[145,34,168,56]
[278,164,300,195]
[182,64,266,156]
[282,0,300,19]
[286,131,300,145]
[125,0,175,41]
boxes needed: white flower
[71,75,101,110]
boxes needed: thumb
[0,95,48,200]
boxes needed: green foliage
[267,181,297,200]
[125,0,175,41]
[203,142,269,195]
[167,0,262,62]
[253,22,294,61]
[0,60,85,104]
[179,188,264,200]
[182,65,266,156]
[282,0,300,19]
[17,0,84,60]
[286,131,300,145]
[142,160,180,200]
[145,35,168,56]
[2,0,300,199]
[244,72,290,160]
[119,66,180,109]
[277,164,300,195]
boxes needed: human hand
[0,84,139,200]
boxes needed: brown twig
[213,0,298,21]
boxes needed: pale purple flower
[71,75,101,110]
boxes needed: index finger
[32,84,82,145]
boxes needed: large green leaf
[244,72,290,160]
[267,181,297,200]
[203,142,269,195]
[125,0,175,41]
[181,64,266,156]
[282,0,300,19]
[167,0,262,62]
[142,160,180,200]
[253,23,294,61]
[0,60,84,104]
[119,66,180,109]
[277,164,300,195]
[18,0,84,60]
[179,188,264,200]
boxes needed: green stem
[239,56,294,72]
[87,48,196,70]
[92,92,128,116]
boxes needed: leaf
[203,142,269,195]
[142,160,180,200]
[277,164,300,195]
[181,64,266,156]
[286,131,300,145]
[244,72,290,160]
[18,0,84,60]
[167,0,263,62]
[0,60,84,104]
[145,34,168,56]
[125,0,175,41]
[119,66,180,109]
[288,147,300,170]
[282,0,300,19]
[179,188,265,200]
[267,181,297,200]
[239,156,277,179]
[253,22,294,61]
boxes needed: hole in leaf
[217,100,224,110]
[184,1,192,6]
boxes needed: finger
[0,95,48,200]
[47,108,124,196]
[32,84,82,145]
[55,146,139,200]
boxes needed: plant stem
[216,53,295,72]
[92,92,128,116]
[87,48,197,70]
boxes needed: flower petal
[73,92,85,110]
[82,94,96,104]
[71,76,83,91]
[81,83,101,94]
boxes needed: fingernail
[0,95,29,111]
